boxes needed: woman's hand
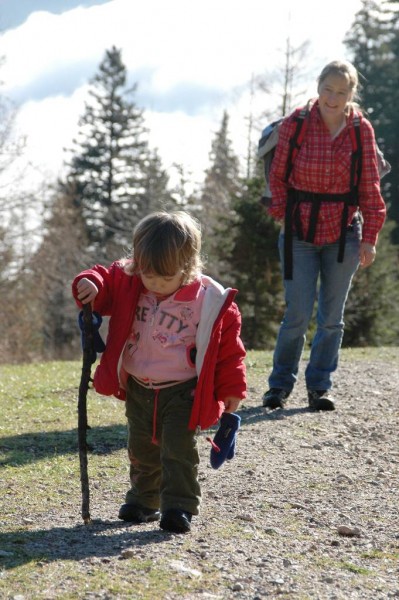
[359,243,376,268]
[77,278,98,304]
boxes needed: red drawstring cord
[206,436,220,453]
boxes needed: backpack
[257,106,391,279]
[257,107,309,204]
[257,107,391,205]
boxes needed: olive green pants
[124,376,201,515]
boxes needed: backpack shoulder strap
[348,114,363,189]
[285,107,309,183]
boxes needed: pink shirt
[122,281,206,385]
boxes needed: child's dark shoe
[209,412,241,469]
[160,509,192,533]
[118,503,160,523]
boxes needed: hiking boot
[308,390,336,411]
[262,388,291,409]
[118,503,160,523]
[160,509,192,534]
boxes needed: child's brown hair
[123,211,203,284]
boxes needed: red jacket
[72,262,246,431]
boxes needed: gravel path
[2,353,398,599]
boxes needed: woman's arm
[358,119,387,248]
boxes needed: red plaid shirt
[269,101,386,246]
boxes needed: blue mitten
[227,437,236,460]
[78,310,106,364]
[209,412,241,469]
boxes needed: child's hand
[77,278,98,304]
[223,397,241,413]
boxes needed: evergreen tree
[199,111,241,279]
[229,172,284,350]
[344,0,399,240]
[64,46,173,261]
[223,41,310,348]
[139,148,176,217]
[343,219,399,346]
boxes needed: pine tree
[139,148,176,218]
[344,0,399,240]
[199,111,241,279]
[63,46,173,261]
[229,171,285,350]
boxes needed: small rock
[232,582,244,591]
[120,548,135,559]
[238,514,255,522]
[271,577,284,585]
[337,525,361,537]
[283,558,292,567]
[169,560,201,578]
[290,502,307,510]
[336,473,353,484]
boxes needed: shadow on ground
[238,404,310,426]
[0,519,173,569]
[0,424,127,467]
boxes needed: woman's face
[318,73,352,121]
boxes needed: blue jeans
[269,229,360,392]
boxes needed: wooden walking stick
[77,303,94,524]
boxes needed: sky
[0,0,363,192]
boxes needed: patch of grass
[245,350,273,368]
[312,555,374,577]
[340,346,398,362]
[246,346,399,366]
[0,549,224,600]
[360,549,399,560]
[339,560,372,575]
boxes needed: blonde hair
[317,60,361,114]
[123,211,203,284]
